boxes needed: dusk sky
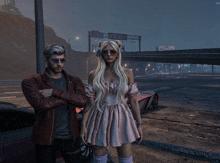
[15,0,220,52]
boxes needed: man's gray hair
[44,44,66,58]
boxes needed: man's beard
[47,63,62,73]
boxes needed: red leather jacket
[21,69,87,145]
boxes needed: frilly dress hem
[85,82,140,147]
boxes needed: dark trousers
[35,138,81,163]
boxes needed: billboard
[90,30,99,38]
[90,30,104,38]
[108,33,127,40]
[157,46,175,51]
[90,31,128,40]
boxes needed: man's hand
[39,89,53,97]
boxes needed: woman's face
[101,44,119,64]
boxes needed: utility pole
[88,31,91,52]
[212,65,214,74]
[122,45,125,55]
[35,0,45,73]
[139,36,141,52]
[168,63,171,76]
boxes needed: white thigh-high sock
[93,153,107,163]
[118,155,133,163]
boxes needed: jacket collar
[42,68,71,89]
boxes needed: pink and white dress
[85,82,140,147]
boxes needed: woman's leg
[92,145,108,163]
[116,143,133,163]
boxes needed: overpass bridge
[122,48,220,65]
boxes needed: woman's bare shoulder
[89,70,96,76]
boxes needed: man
[22,44,87,163]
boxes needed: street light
[69,37,80,51]
[124,64,127,67]
[92,44,97,52]
[68,36,81,51]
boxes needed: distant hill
[0,11,97,80]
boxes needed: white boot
[93,153,107,163]
[118,155,133,163]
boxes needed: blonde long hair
[93,40,128,111]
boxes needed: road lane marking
[139,87,171,92]
[0,96,16,99]
[2,91,23,94]
[0,87,21,89]
[189,74,220,77]
[201,85,220,88]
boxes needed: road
[111,73,220,163]
[0,80,23,104]
[0,80,22,88]
[1,74,219,113]
[0,74,220,163]
[136,73,220,113]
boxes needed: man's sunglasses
[50,58,66,64]
[101,50,117,55]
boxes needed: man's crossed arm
[22,77,87,111]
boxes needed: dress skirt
[85,82,140,147]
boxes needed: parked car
[135,91,159,111]
[0,91,158,163]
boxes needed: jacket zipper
[49,109,55,145]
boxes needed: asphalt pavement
[109,73,220,163]
[0,73,220,163]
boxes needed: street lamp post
[68,37,80,51]
[212,65,215,74]
[68,38,73,49]
[122,45,125,55]
[86,57,89,78]
[92,44,97,52]
[168,64,171,76]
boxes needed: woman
[80,40,143,163]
